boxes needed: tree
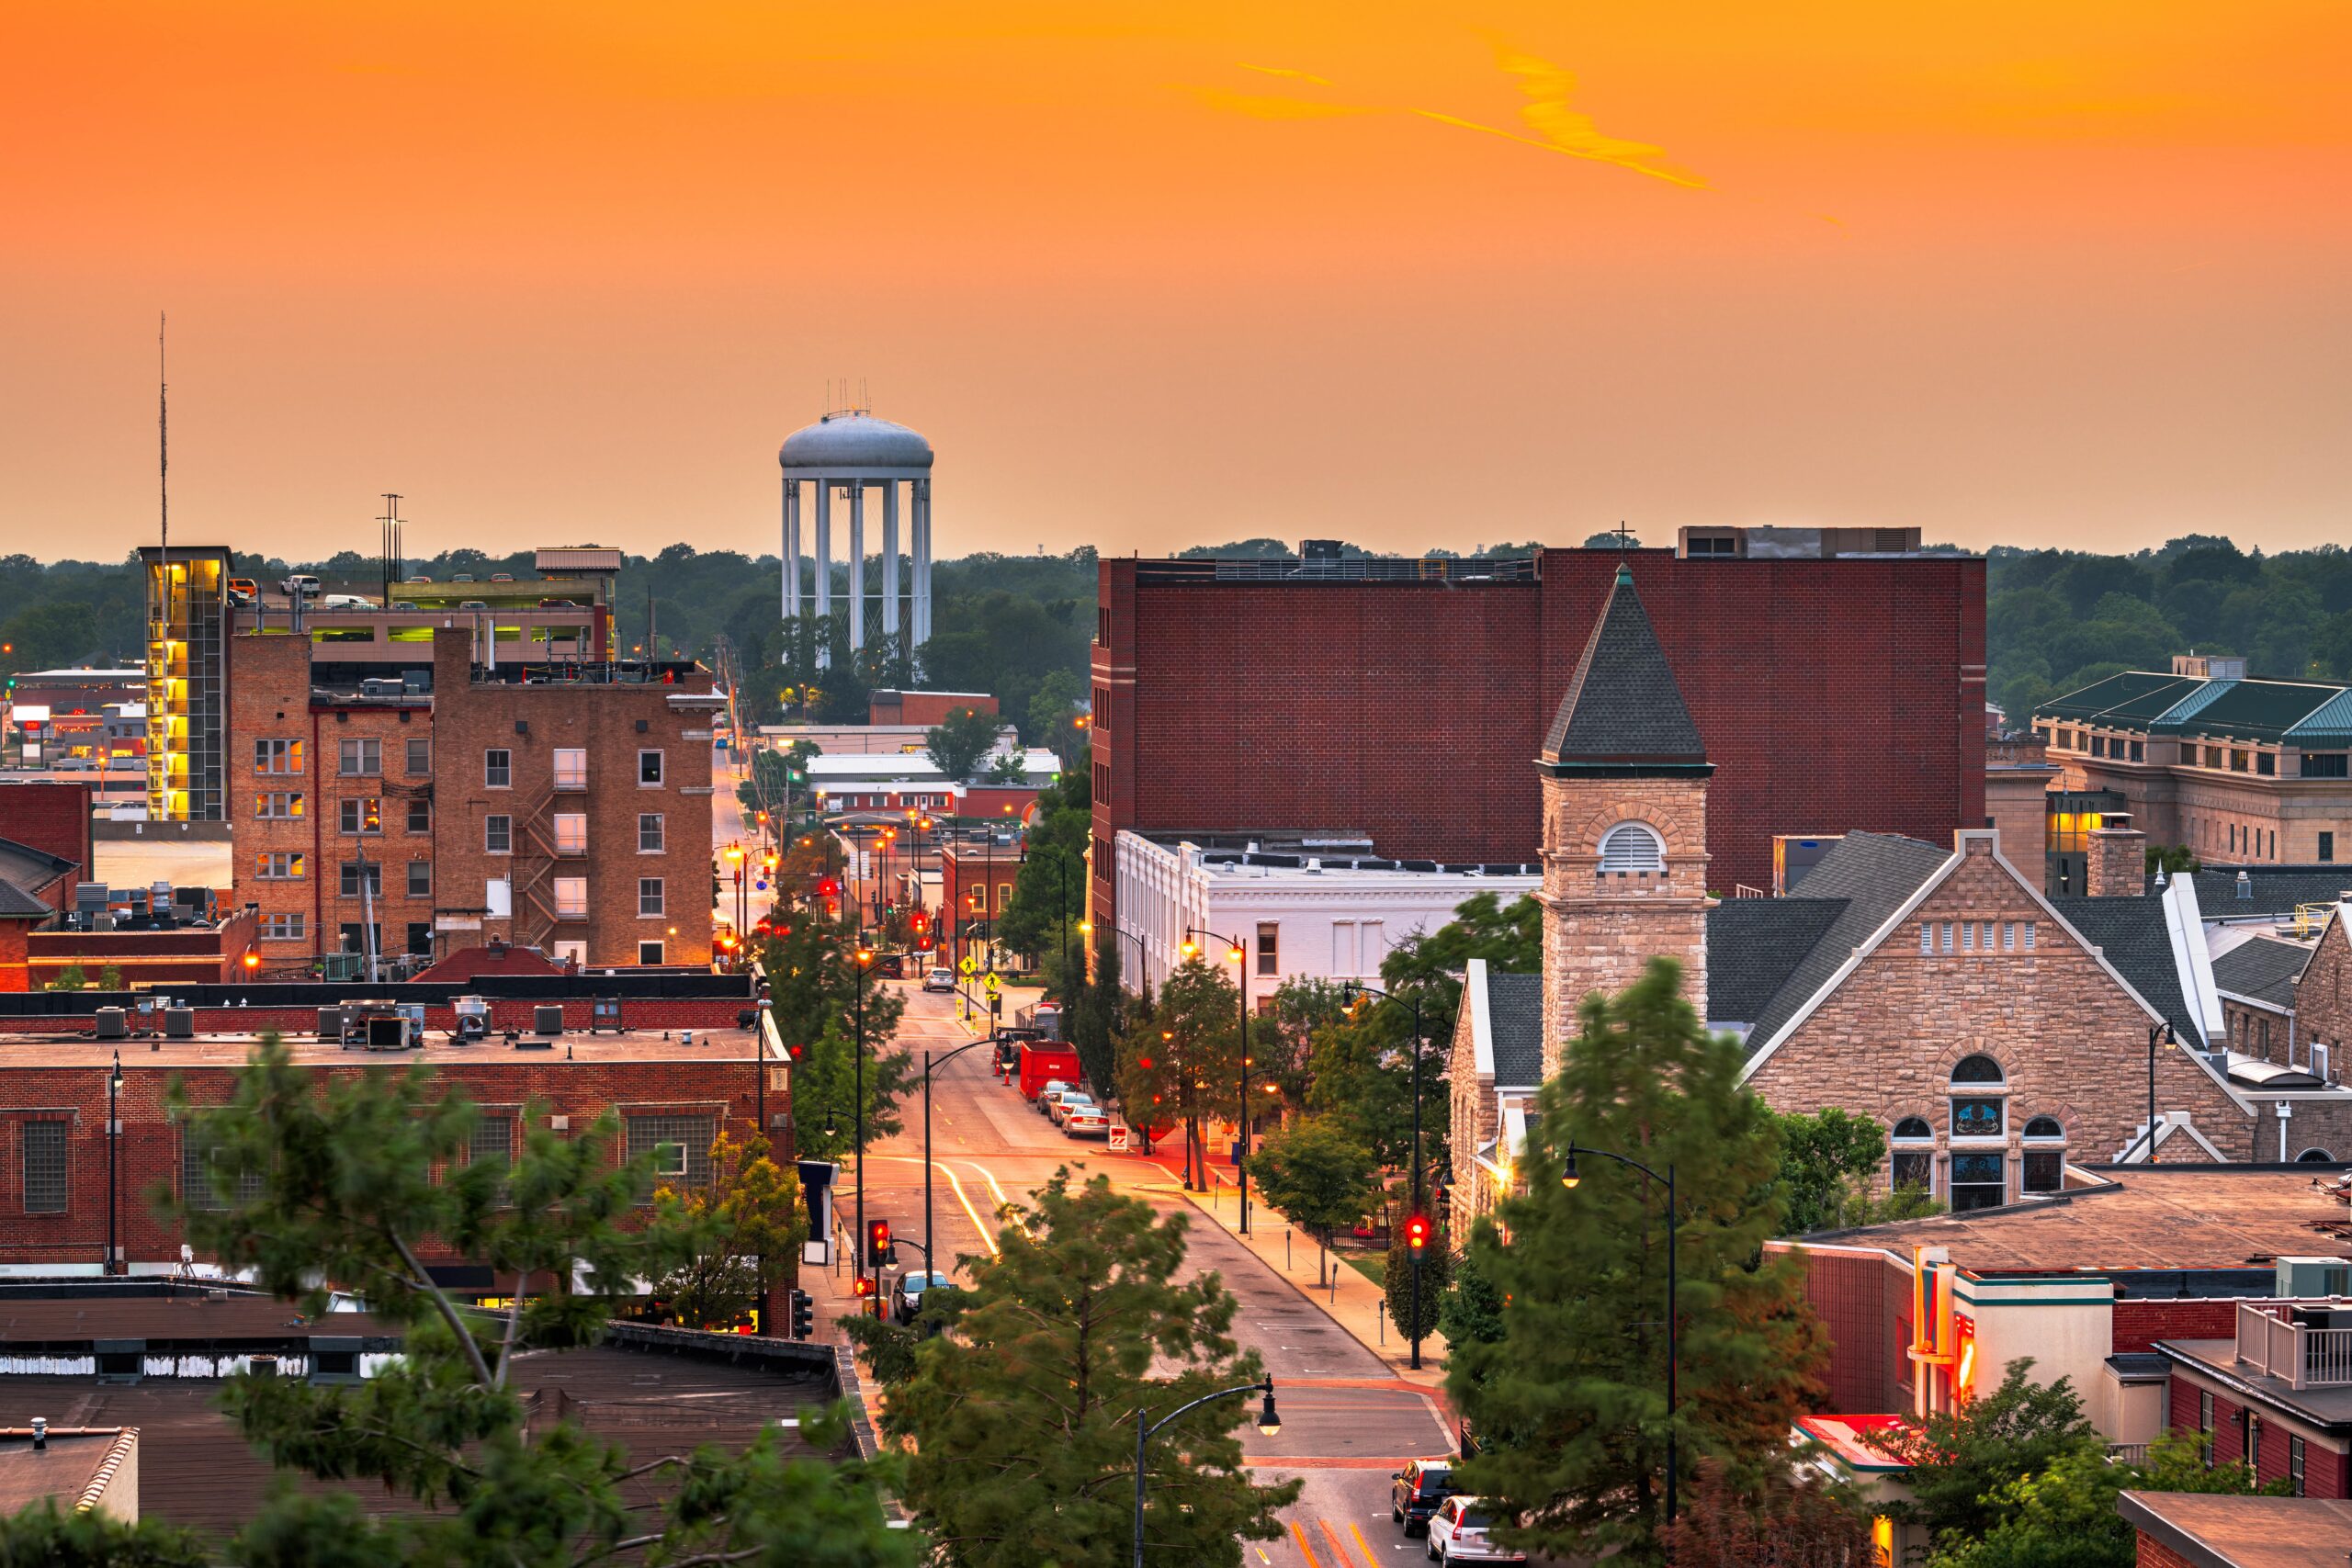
[1438,1240,1506,1352]
[923,705,1001,783]
[884,1168,1299,1567]
[997,769,1087,962]
[0,1502,209,1564]
[1248,1116,1375,1284]
[1864,1360,2098,1551]
[1115,957,1245,1190]
[1928,1433,2286,1568]
[651,1130,808,1329]
[1773,1107,1940,1235]
[44,964,86,992]
[759,911,912,1163]
[96,964,123,992]
[1383,1195,1451,1346]
[2145,843,2199,876]
[117,1036,914,1566]
[1448,959,1826,1564]
[1659,1459,1871,1568]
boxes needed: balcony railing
[2235,1302,2352,1389]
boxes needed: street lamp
[1185,927,1251,1235]
[1340,980,1443,1369]
[921,1037,998,1276]
[851,945,876,1303]
[1559,1141,1680,1525]
[2130,1021,2177,1164]
[1132,1378,1279,1567]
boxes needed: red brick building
[229,627,720,973]
[0,978,781,1278]
[0,781,95,880]
[1089,546,1985,937]
[940,836,1022,974]
[868,690,997,728]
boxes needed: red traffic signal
[1404,1213,1432,1252]
[819,877,840,897]
[911,912,926,931]
[853,1277,875,1298]
[865,1218,892,1266]
[1137,1055,1153,1070]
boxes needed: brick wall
[2134,1535,2195,1568]
[0,781,94,880]
[1091,549,1985,936]
[1747,836,2252,1183]
[2113,1297,2241,1352]
[2296,916,2352,1077]
[0,922,29,994]
[0,1050,780,1269]
[1791,1247,1906,1413]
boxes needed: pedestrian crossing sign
[957,956,976,976]
[982,974,1001,996]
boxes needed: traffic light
[789,1290,814,1340]
[853,1276,876,1299]
[1404,1213,1432,1253]
[910,912,926,932]
[865,1218,894,1268]
[819,877,839,897]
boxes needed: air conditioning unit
[316,1007,343,1041]
[94,1008,127,1041]
[164,1008,197,1039]
[2276,1257,2352,1298]
[533,1004,565,1035]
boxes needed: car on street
[922,967,956,992]
[1063,1103,1109,1137]
[1391,1458,1456,1535]
[893,1269,956,1325]
[1048,1091,1093,1127]
[1035,1080,1070,1113]
[280,574,322,598]
[1424,1496,1523,1562]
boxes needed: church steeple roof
[1538,562,1712,777]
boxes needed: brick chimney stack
[2087,816,2147,897]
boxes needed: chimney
[2086,816,2147,897]
[2237,869,2254,902]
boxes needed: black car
[1390,1457,1456,1534]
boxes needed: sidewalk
[1143,1139,1446,1388]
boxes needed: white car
[1035,1081,1070,1114]
[1425,1496,1524,1563]
[922,967,956,993]
[1049,1092,1094,1127]
[1063,1103,1109,1137]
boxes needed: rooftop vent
[2237,869,2254,901]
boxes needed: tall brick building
[1088,545,1985,939]
[230,627,719,971]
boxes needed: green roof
[2149,679,2347,743]
[2036,671,2201,723]
[2285,688,2352,750]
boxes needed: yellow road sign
[982,974,1001,996]
[957,956,975,976]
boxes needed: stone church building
[1449,564,2352,1237]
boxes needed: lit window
[638,750,664,786]
[554,748,587,790]
[554,813,587,856]
[554,876,588,919]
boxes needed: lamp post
[1560,1142,1679,1525]
[922,1037,997,1275]
[106,1050,121,1277]
[850,943,875,1299]
[1132,1378,1279,1567]
[1341,981,1437,1369]
[1184,927,1251,1235]
[2130,1021,2177,1163]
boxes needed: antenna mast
[158,312,168,578]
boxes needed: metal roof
[2036,671,2202,724]
[2149,678,2348,743]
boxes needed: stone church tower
[1537,562,1714,1076]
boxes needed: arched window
[2021,1117,2066,1194]
[1951,1055,2005,1085]
[1889,1117,1934,1195]
[1892,1117,1933,1141]
[1598,821,1666,874]
[2296,1147,2338,1163]
[2022,1116,2064,1139]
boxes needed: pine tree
[1448,957,1826,1564]
[885,1169,1298,1567]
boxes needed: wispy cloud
[1184,46,1707,192]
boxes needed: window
[405,922,431,956]
[2130,740,2144,761]
[2198,1391,2214,1466]
[338,921,381,956]
[1891,1117,1935,1195]
[2258,751,2277,776]
[22,1122,67,1214]
[485,815,512,854]
[485,749,511,788]
[255,791,304,819]
[261,912,305,941]
[554,812,587,856]
[553,748,587,790]
[1919,922,1933,955]
[2290,1435,2306,1495]
[2003,920,2017,952]
[2090,736,2106,758]
[1940,921,1954,954]
[1952,1055,2004,1085]
[407,797,431,832]
[638,940,665,964]
[470,1114,514,1198]
[1951,1095,2005,1141]
[405,738,432,774]
[1256,921,1279,977]
[638,813,664,852]
[339,862,383,898]
[256,852,305,880]
[406,860,431,898]
[554,876,588,919]
[626,1113,712,1201]
[254,738,302,774]
[1950,1150,2007,1212]
[2303,753,2349,779]
[2296,1146,2338,1162]
[637,750,664,786]
[2022,921,2037,951]
[182,1120,266,1212]
[1597,821,1666,874]
[2022,1116,2065,1193]
[638,877,665,917]
[338,796,382,834]
[338,738,380,776]
[2322,832,2336,863]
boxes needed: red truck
[1016,1041,1082,1101]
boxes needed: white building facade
[1113,831,1541,1005]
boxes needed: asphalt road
[854,985,1459,1568]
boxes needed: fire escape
[510,761,588,955]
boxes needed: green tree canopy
[760,912,912,1162]
[1248,1115,1376,1284]
[1448,958,1826,1564]
[883,1168,1298,1567]
[651,1129,808,1329]
[922,704,1001,782]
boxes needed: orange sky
[3,2,2346,562]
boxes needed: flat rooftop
[0,1027,763,1070]
[2120,1491,2352,1568]
[0,1292,397,1344]
[0,1428,133,1516]
[1802,1167,2352,1275]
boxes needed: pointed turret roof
[1538,562,1712,777]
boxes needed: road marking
[865,1156,1001,1258]
[1318,1518,1357,1566]
[1289,1520,1324,1568]
[1349,1521,1379,1564]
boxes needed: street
[850,982,1458,1568]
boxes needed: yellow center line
[866,1156,1000,1258]
[1289,1520,1324,1568]
[1348,1521,1377,1566]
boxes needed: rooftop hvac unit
[453,994,490,1042]
[364,1014,411,1051]
[534,1004,565,1036]
[359,677,405,697]
[164,1008,196,1039]
[2276,1257,2352,1299]
[94,1007,127,1041]
[316,1007,343,1041]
